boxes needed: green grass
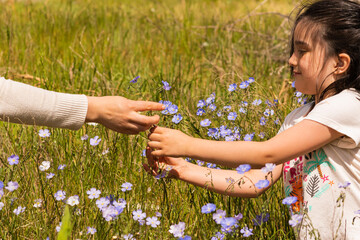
[0,0,302,239]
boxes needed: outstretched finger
[132,101,165,112]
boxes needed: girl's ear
[335,53,351,75]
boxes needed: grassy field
[0,0,303,239]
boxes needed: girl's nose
[288,53,297,67]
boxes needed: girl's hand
[143,146,188,179]
[147,126,193,157]
[86,96,164,134]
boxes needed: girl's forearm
[185,138,270,168]
[178,162,281,197]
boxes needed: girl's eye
[297,49,307,55]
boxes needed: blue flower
[162,81,171,90]
[220,217,237,229]
[172,114,183,124]
[211,232,225,240]
[206,93,215,105]
[160,100,173,115]
[227,112,237,121]
[169,221,186,238]
[255,179,270,189]
[240,101,248,107]
[289,214,303,227]
[8,155,19,165]
[87,188,101,199]
[243,133,254,141]
[258,132,265,139]
[168,104,178,114]
[133,209,146,221]
[130,76,140,83]
[236,164,251,174]
[208,104,217,111]
[196,160,204,166]
[178,236,191,240]
[201,203,216,214]
[197,100,206,108]
[207,128,219,139]
[252,99,262,106]
[54,190,66,201]
[225,135,235,141]
[58,164,66,170]
[13,206,26,215]
[87,227,97,235]
[338,181,351,188]
[228,83,237,92]
[39,129,50,138]
[259,117,267,126]
[123,234,135,240]
[282,196,298,205]
[196,109,205,116]
[253,213,269,226]
[121,182,133,192]
[46,173,55,179]
[248,77,255,83]
[90,136,101,146]
[261,163,276,174]
[5,181,19,192]
[206,163,217,168]
[240,81,250,89]
[240,226,253,237]
[223,105,231,111]
[264,109,274,117]
[200,119,211,127]
[0,181,4,189]
[146,216,160,228]
[239,107,246,114]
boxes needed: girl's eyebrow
[294,40,310,48]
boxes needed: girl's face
[289,22,338,98]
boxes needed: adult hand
[143,146,188,179]
[86,96,164,134]
[147,126,193,157]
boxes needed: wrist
[183,136,197,158]
[85,96,100,123]
[175,161,192,180]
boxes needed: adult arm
[0,77,87,130]
[0,77,164,133]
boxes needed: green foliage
[57,206,73,240]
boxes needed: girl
[145,0,360,239]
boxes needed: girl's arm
[143,147,283,197]
[148,120,343,168]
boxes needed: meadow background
[0,0,304,239]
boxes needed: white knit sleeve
[0,77,88,130]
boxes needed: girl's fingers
[147,141,162,149]
[151,149,163,157]
[148,133,162,141]
[143,163,158,176]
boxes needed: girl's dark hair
[291,0,360,101]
